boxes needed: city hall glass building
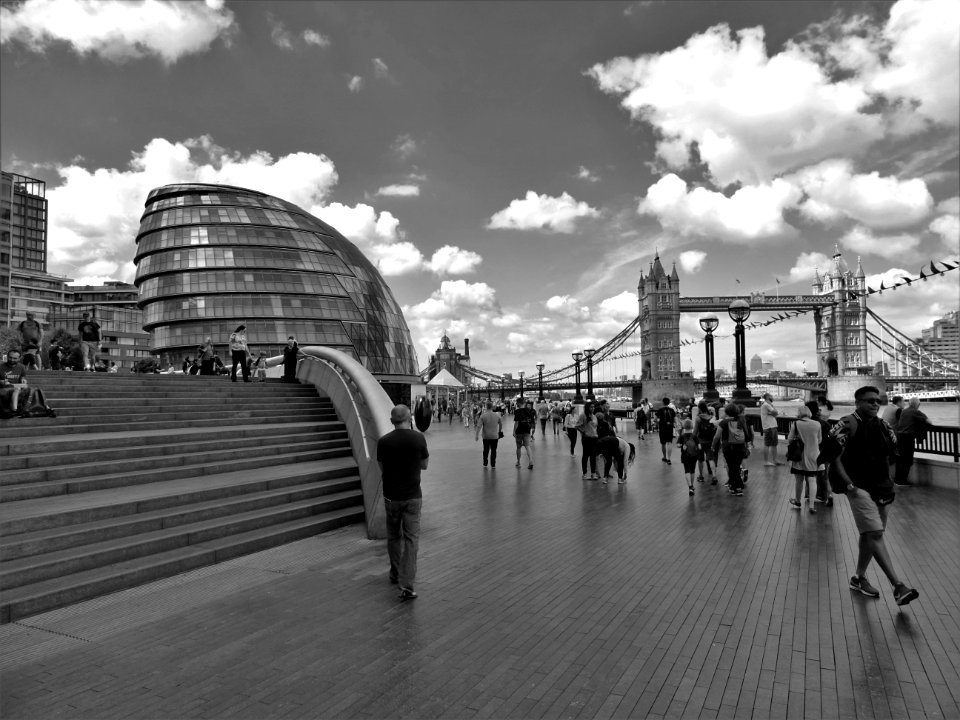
[134,183,419,377]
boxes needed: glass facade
[134,183,419,376]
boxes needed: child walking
[677,418,699,496]
[254,350,268,382]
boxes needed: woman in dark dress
[282,336,299,382]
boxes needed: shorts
[659,427,674,444]
[515,434,532,448]
[763,427,779,447]
[847,487,888,534]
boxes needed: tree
[0,326,20,358]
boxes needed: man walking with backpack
[829,386,919,606]
[712,403,753,496]
[655,397,678,465]
[513,399,536,469]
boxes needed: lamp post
[584,347,596,401]
[572,351,584,404]
[518,370,525,401]
[500,374,506,403]
[728,299,752,405]
[699,313,720,403]
[536,361,545,401]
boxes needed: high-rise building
[920,310,958,365]
[749,353,763,372]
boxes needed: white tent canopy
[426,368,464,388]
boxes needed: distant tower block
[812,249,868,376]
[638,253,681,380]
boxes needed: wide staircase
[0,371,365,624]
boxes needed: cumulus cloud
[937,196,960,215]
[365,241,424,277]
[347,75,363,93]
[0,0,235,64]
[598,291,638,320]
[487,191,600,233]
[391,134,418,160]
[588,23,883,185]
[43,136,340,282]
[866,0,960,127]
[790,159,933,229]
[840,225,921,259]
[577,166,600,183]
[545,295,590,320]
[267,12,293,49]
[375,184,420,198]
[302,29,330,48]
[639,174,801,242]
[788,252,832,282]
[678,250,707,273]
[929,214,960,253]
[427,246,482,276]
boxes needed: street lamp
[571,351,584,404]
[584,347,596,401]
[728,299,752,405]
[518,370,525,401]
[536,361,545,401]
[699,313,720,403]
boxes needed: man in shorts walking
[830,386,919,606]
[376,405,429,601]
[513,399,536,469]
[760,393,782,466]
[78,312,101,371]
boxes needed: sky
[1,0,958,379]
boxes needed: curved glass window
[144,191,289,215]
[136,226,332,258]
[151,320,357,353]
[138,205,319,235]
[136,247,352,278]
[142,294,365,326]
[139,270,349,299]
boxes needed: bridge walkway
[2,418,958,719]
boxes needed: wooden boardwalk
[2,417,958,719]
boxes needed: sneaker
[734,490,744,496]
[399,587,418,600]
[602,478,608,485]
[711,478,718,486]
[582,474,590,480]
[809,504,817,514]
[618,479,625,485]
[789,498,801,509]
[666,459,672,465]
[515,462,521,468]
[826,497,834,507]
[741,470,749,483]
[849,575,880,598]
[688,487,694,496]
[893,583,919,606]
[697,475,704,482]
[528,464,534,469]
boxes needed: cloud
[302,29,330,48]
[267,12,293,49]
[598,291,638,320]
[577,166,600,183]
[790,159,933,229]
[0,0,235,64]
[588,23,883,185]
[937,196,960,215]
[487,191,600,233]
[372,57,391,80]
[391,134,418,160]
[929,214,960,253]
[312,201,424,276]
[427,246,482,276]
[491,313,523,328]
[840,225,921,259]
[366,241,424,277]
[375,184,420,198]
[678,250,707,273]
[639,174,801,242]
[788,252,832,282]
[545,295,590,320]
[347,76,363,93]
[866,0,960,127]
[43,136,340,283]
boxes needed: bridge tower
[638,253,681,380]
[812,250,869,376]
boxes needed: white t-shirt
[760,400,778,431]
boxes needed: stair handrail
[284,347,393,539]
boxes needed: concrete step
[0,422,345,458]
[1,429,346,470]
[0,446,354,502]
[1,476,361,561]
[0,437,350,485]
[47,396,324,410]
[0,413,341,438]
[21,407,339,424]
[1,489,363,589]
[0,456,359,536]
[38,387,323,400]
[0,507,365,624]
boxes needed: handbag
[786,431,804,462]
[498,430,504,438]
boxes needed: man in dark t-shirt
[78,312,101,371]
[376,404,429,600]
[655,397,678,464]
[18,312,43,370]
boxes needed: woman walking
[577,401,600,480]
[198,337,215,376]
[692,401,717,484]
[635,398,650,441]
[787,405,822,513]
[563,405,579,456]
[806,400,833,506]
[228,324,250,383]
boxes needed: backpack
[726,419,746,445]
[17,387,56,418]
[597,417,612,439]
[695,416,715,443]
[682,433,699,457]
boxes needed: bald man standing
[376,404,429,600]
